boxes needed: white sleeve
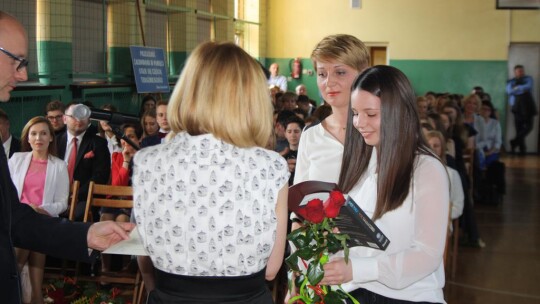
[293,130,309,184]
[449,168,464,219]
[43,162,69,216]
[350,158,449,289]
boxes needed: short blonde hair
[311,34,370,72]
[168,42,272,148]
[461,94,481,112]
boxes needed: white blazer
[8,152,69,217]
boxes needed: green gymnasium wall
[266,57,508,131]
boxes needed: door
[506,43,540,153]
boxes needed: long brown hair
[20,116,57,156]
[338,66,435,220]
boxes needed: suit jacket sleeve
[9,180,92,262]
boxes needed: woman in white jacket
[8,116,69,304]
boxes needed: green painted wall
[168,51,188,76]
[391,59,508,130]
[265,58,321,104]
[108,46,133,79]
[265,57,509,132]
[36,41,72,85]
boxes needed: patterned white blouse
[133,132,289,276]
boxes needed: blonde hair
[425,130,447,165]
[167,42,272,148]
[311,34,370,72]
[461,94,481,112]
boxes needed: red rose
[323,190,346,218]
[296,199,325,223]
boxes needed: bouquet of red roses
[287,189,359,304]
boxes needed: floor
[444,155,540,304]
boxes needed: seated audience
[426,130,464,220]
[141,100,170,148]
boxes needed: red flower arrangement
[287,190,359,304]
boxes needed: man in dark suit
[57,103,111,221]
[0,108,21,158]
[0,11,134,303]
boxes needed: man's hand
[87,221,135,251]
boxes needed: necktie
[68,137,78,183]
[158,132,167,139]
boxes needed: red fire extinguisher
[291,57,302,79]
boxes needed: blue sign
[130,46,170,93]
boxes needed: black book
[289,181,390,251]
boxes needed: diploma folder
[289,181,390,251]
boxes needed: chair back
[83,182,133,223]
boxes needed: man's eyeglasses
[47,115,64,121]
[0,47,29,72]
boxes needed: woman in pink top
[8,116,69,304]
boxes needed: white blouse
[293,123,343,184]
[133,132,289,276]
[338,152,449,303]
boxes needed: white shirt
[448,166,464,220]
[3,135,12,158]
[338,152,448,303]
[293,123,343,184]
[133,132,289,276]
[268,75,287,92]
[64,131,86,162]
[482,117,502,151]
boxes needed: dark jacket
[56,130,111,202]
[0,144,91,303]
[7,135,20,158]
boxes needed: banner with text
[130,46,170,93]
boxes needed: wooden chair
[80,181,143,304]
[444,201,460,279]
[68,180,80,221]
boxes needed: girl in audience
[461,94,486,151]
[140,108,159,140]
[327,65,448,303]
[100,123,142,274]
[139,94,157,117]
[478,100,502,168]
[294,34,370,184]
[97,104,122,157]
[437,112,456,158]
[8,117,69,304]
[416,96,429,120]
[133,42,289,303]
[426,130,464,220]
[283,116,305,185]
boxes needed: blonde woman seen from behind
[133,42,289,304]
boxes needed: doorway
[506,43,540,153]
